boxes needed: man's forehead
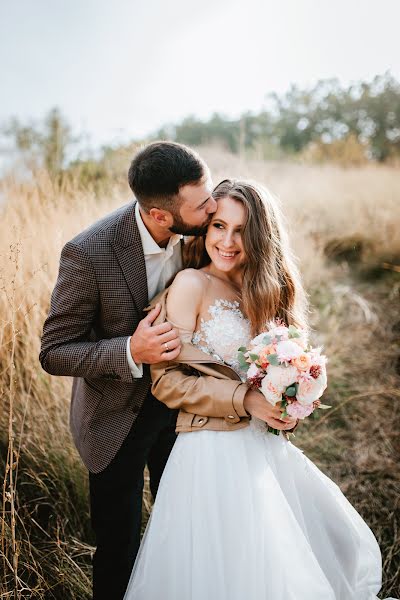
[204,175,213,194]
[180,176,213,201]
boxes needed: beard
[169,212,211,236]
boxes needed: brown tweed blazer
[39,201,155,474]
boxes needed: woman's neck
[202,264,243,292]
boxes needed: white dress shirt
[126,202,183,378]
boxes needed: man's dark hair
[128,141,207,213]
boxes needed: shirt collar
[135,202,182,256]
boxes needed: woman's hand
[243,390,298,430]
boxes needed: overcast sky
[1,0,399,149]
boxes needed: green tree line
[2,72,399,180]
[157,72,400,162]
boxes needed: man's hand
[243,389,298,430]
[130,303,181,364]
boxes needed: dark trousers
[89,393,177,600]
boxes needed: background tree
[2,107,73,175]
[155,73,400,163]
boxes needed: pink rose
[260,377,282,406]
[260,365,298,405]
[287,401,314,419]
[296,371,327,406]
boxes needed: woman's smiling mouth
[216,248,239,259]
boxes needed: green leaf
[267,426,280,436]
[318,403,331,409]
[288,325,301,338]
[285,386,296,397]
[280,410,288,418]
[267,353,280,366]
[238,352,249,370]
[262,334,272,345]
[280,399,288,408]
[249,353,259,361]
[238,346,247,353]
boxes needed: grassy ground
[1,152,399,598]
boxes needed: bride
[123,179,393,599]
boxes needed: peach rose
[293,353,312,371]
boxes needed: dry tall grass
[1,153,399,598]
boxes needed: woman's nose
[221,231,235,247]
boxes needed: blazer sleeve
[39,241,133,382]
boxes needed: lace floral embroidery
[191,299,251,378]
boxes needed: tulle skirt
[124,417,392,600]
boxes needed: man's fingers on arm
[143,303,161,324]
[152,321,173,335]
[158,329,179,344]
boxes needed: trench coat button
[227,415,235,419]
[198,418,204,424]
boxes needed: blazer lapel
[111,201,149,313]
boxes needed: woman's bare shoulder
[167,269,208,330]
[170,268,208,294]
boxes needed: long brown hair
[183,179,309,335]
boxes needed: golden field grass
[1,150,400,598]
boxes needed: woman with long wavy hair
[124,179,387,600]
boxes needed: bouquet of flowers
[238,320,330,435]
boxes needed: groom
[39,142,217,600]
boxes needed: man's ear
[148,207,174,228]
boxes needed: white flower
[247,363,260,379]
[260,365,298,405]
[276,340,302,363]
[309,348,327,367]
[291,331,308,349]
[251,333,268,346]
[266,322,289,341]
[250,344,265,356]
[268,364,298,388]
[273,325,289,339]
[297,371,327,406]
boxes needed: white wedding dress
[124,299,394,600]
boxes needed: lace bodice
[191,299,251,378]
